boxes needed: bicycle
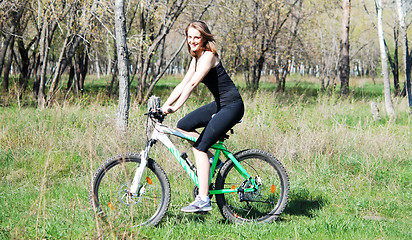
[89,108,289,226]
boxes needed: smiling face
[187,27,204,55]
[185,21,217,57]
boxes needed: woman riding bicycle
[161,21,244,213]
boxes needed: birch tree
[377,0,395,118]
[396,0,412,112]
[115,0,130,133]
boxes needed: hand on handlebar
[161,105,176,115]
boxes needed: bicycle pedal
[238,186,246,202]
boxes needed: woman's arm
[168,52,216,112]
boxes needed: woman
[162,21,244,213]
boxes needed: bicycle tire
[89,153,171,226]
[215,149,289,223]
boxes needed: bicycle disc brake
[118,183,146,206]
[239,179,262,202]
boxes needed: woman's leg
[176,102,218,159]
[193,148,210,196]
[181,146,212,212]
[177,128,214,159]
[191,101,244,201]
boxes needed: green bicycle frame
[150,121,259,195]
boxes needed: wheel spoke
[89,155,171,226]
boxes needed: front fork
[129,139,155,194]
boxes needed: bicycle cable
[145,109,152,143]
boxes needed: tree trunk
[36,15,58,108]
[396,0,412,112]
[37,20,49,109]
[2,37,15,92]
[115,0,130,134]
[249,55,264,91]
[339,0,351,96]
[391,27,400,96]
[73,58,80,97]
[17,36,36,98]
[0,26,16,77]
[80,50,88,91]
[377,0,395,118]
[67,63,75,91]
[107,46,118,97]
[106,36,112,76]
[95,51,101,79]
[47,32,70,105]
[108,60,118,98]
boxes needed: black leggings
[177,101,244,152]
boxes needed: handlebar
[145,108,166,123]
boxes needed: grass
[1,76,411,239]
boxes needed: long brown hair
[185,21,217,57]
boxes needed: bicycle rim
[90,154,170,226]
[216,149,289,223]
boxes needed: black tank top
[202,62,242,109]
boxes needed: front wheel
[215,149,289,223]
[89,153,171,226]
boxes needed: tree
[115,0,130,133]
[298,0,341,92]
[362,0,408,97]
[396,0,412,112]
[34,0,78,107]
[377,0,395,118]
[47,7,75,104]
[35,14,57,108]
[218,0,298,91]
[339,0,351,96]
[272,0,304,92]
[2,0,410,105]
[15,5,38,99]
[133,0,187,103]
[142,0,214,101]
[0,0,27,92]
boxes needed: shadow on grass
[283,198,324,218]
[163,197,325,225]
[161,211,210,225]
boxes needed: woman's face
[187,27,204,53]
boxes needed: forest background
[0,0,411,239]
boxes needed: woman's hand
[161,105,176,115]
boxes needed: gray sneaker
[181,196,212,213]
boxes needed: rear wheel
[215,149,289,223]
[89,153,171,226]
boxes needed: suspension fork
[129,139,156,194]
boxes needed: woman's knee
[177,119,191,131]
[193,146,208,155]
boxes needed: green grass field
[1,76,411,239]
